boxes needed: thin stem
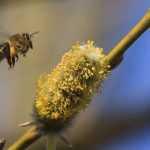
[106,9,150,67]
[7,126,41,150]
[46,134,57,150]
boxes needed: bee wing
[0,31,11,59]
[0,31,11,39]
[29,41,33,49]
[0,51,3,61]
[0,43,5,61]
[0,42,10,62]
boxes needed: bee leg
[0,138,6,150]
[12,57,16,67]
[6,56,12,68]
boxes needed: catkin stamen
[33,41,110,133]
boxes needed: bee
[0,31,39,68]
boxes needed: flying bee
[0,31,39,68]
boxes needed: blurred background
[0,0,150,149]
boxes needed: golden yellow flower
[33,41,110,133]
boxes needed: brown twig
[6,9,150,150]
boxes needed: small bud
[33,41,110,133]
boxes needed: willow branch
[105,9,150,68]
[6,9,150,150]
[7,126,41,150]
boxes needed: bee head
[22,31,39,50]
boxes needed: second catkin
[33,41,110,133]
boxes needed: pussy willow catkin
[33,41,110,133]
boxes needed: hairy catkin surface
[33,41,110,133]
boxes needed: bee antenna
[30,31,39,37]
